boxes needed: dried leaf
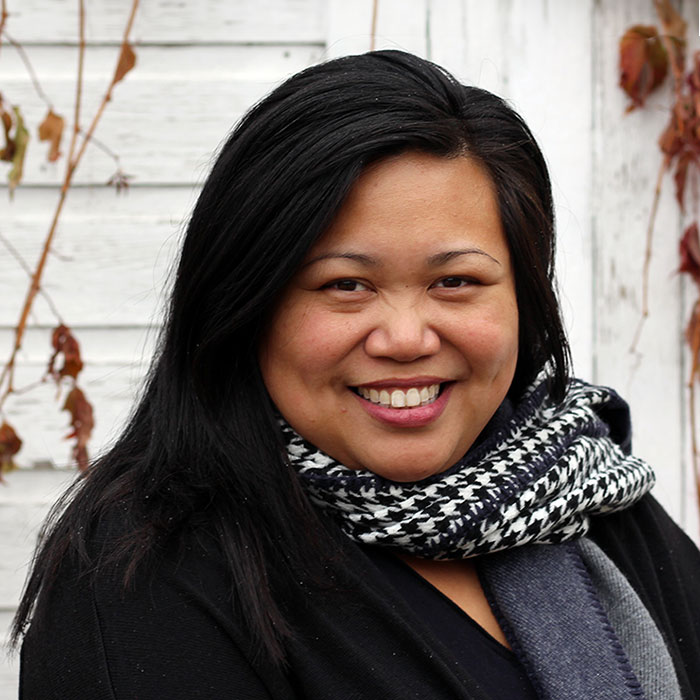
[8,106,29,198]
[62,386,94,471]
[679,222,700,287]
[674,150,696,209]
[654,0,687,79]
[686,300,700,382]
[113,42,136,85]
[0,421,22,476]
[655,0,688,38]
[47,324,84,382]
[106,168,133,193]
[0,94,15,162]
[619,25,669,111]
[38,109,65,163]
[659,117,682,157]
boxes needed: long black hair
[12,50,570,664]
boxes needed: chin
[359,456,456,483]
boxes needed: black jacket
[20,495,700,699]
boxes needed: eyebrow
[427,249,501,266]
[302,252,379,268]
[303,248,500,268]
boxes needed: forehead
[306,151,507,263]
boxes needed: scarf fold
[283,377,655,559]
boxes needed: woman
[14,50,700,699]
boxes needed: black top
[362,545,538,698]
[19,495,700,699]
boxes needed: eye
[432,276,476,289]
[324,279,369,292]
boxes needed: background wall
[1,0,698,695]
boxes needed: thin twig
[78,128,121,166]
[70,0,139,170]
[370,0,378,51]
[65,0,85,176]
[0,231,63,322]
[0,0,8,58]
[1,30,53,109]
[629,158,669,354]
[0,0,140,408]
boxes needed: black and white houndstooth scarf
[281,377,655,559]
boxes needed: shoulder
[19,515,284,699]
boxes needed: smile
[355,384,440,408]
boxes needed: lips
[351,380,454,427]
[356,383,440,408]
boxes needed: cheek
[452,307,519,368]
[262,310,361,389]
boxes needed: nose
[364,303,441,362]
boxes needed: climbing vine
[619,0,700,510]
[0,0,139,475]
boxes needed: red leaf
[674,150,696,210]
[686,299,700,382]
[659,117,682,157]
[62,386,94,471]
[679,222,700,287]
[0,421,22,476]
[619,25,669,111]
[47,324,84,382]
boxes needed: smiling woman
[13,51,700,700]
[260,153,519,482]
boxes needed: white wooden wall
[1,1,698,695]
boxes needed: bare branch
[1,31,53,109]
[370,0,378,51]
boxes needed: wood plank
[592,0,690,523]
[1,360,146,468]
[0,471,76,612]
[0,327,157,364]
[326,0,428,59]
[3,0,327,45]
[1,187,189,326]
[0,44,322,186]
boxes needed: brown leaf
[679,222,700,286]
[0,421,22,475]
[106,168,133,193]
[686,299,700,382]
[619,25,669,111]
[8,105,29,198]
[674,150,696,209]
[62,386,94,471]
[113,42,136,85]
[0,94,15,162]
[659,117,682,157]
[47,324,84,382]
[655,0,687,38]
[38,109,65,162]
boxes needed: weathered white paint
[1,187,190,325]
[1,1,700,697]
[4,0,327,44]
[1,45,324,185]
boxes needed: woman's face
[260,151,519,481]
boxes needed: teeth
[390,390,406,408]
[406,388,421,407]
[356,383,441,409]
